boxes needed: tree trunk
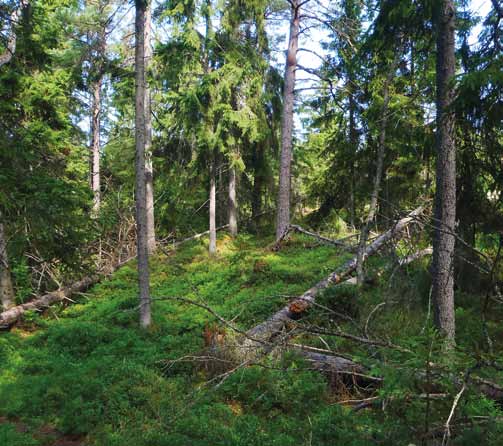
[0,275,99,328]
[432,0,456,344]
[0,1,28,68]
[0,219,15,311]
[241,207,423,355]
[144,0,156,254]
[356,42,402,285]
[251,142,264,232]
[228,165,238,237]
[135,0,151,329]
[276,0,300,241]
[348,89,357,229]
[209,153,217,255]
[90,77,102,217]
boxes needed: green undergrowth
[1,233,502,445]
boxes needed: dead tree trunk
[228,165,238,237]
[251,142,265,232]
[356,40,403,285]
[144,0,156,254]
[0,219,15,311]
[348,91,357,229]
[90,77,102,216]
[135,0,152,329]
[0,275,99,328]
[0,1,28,68]
[241,207,423,354]
[432,0,457,344]
[276,0,301,241]
[209,152,217,255]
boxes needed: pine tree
[432,0,457,344]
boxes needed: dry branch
[242,207,424,351]
[289,224,349,247]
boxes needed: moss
[1,233,503,445]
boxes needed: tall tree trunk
[144,0,156,254]
[432,0,457,344]
[135,0,151,329]
[348,91,357,229]
[251,142,264,232]
[0,218,15,311]
[356,42,402,285]
[0,1,27,68]
[228,165,238,237]
[90,77,102,217]
[209,153,217,255]
[276,0,300,241]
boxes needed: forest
[0,0,502,444]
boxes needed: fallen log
[0,222,241,328]
[289,225,349,247]
[0,275,99,328]
[242,207,424,352]
[398,247,433,266]
[294,350,503,402]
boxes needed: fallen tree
[0,223,238,328]
[0,275,99,328]
[241,207,424,353]
[288,225,350,247]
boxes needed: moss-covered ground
[1,233,503,445]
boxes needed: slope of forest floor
[1,233,502,445]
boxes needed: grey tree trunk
[228,166,238,237]
[251,142,265,232]
[241,208,423,356]
[0,1,27,68]
[276,0,300,241]
[432,0,457,344]
[0,219,15,311]
[356,42,402,285]
[90,78,102,216]
[135,0,151,329]
[144,1,156,254]
[209,154,217,255]
[348,91,357,229]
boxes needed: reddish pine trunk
[276,0,300,241]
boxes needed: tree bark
[356,41,402,285]
[251,142,265,232]
[228,165,238,237]
[0,275,99,328]
[209,153,217,255]
[135,0,151,329]
[276,0,300,241]
[0,1,28,68]
[288,224,349,247]
[144,0,156,254]
[348,91,357,229]
[0,219,15,311]
[90,77,102,217]
[241,207,423,353]
[432,0,456,344]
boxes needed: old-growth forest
[0,0,502,444]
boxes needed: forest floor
[1,232,502,445]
